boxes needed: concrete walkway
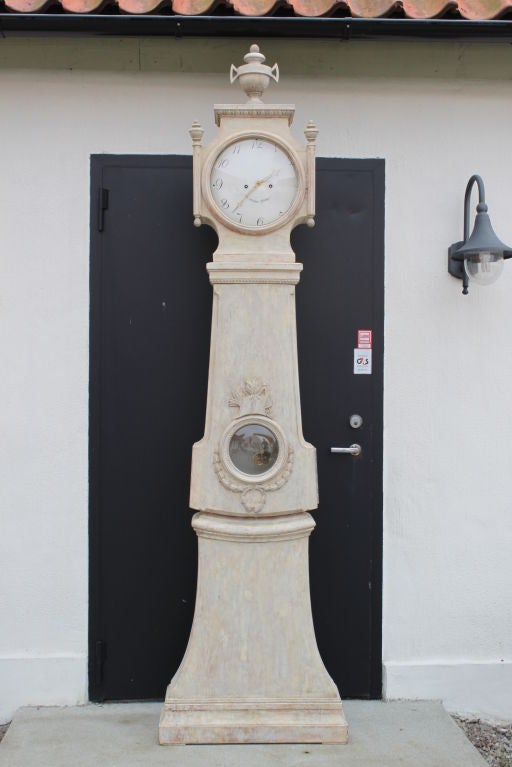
[0,700,486,767]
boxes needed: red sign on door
[357,329,372,349]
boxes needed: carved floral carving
[241,487,267,514]
[229,379,273,417]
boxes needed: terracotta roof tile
[117,0,166,11]
[3,0,512,18]
[60,0,107,10]
[171,0,217,11]
[230,0,282,14]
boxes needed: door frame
[88,154,384,701]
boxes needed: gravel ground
[1,714,511,764]
[453,716,512,767]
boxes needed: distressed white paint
[1,37,512,724]
[160,513,348,743]
[159,83,347,741]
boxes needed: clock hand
[257,169,277,185]
[233,180,260,213]
[232,169,279,213]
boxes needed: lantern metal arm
[448,174,512,295]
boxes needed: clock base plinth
[158,512,348,745]
[158,697,348,745]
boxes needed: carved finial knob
[230,43,279,104]
[304,120,319,144]
[189,120,204,145]
[245,44,266,65]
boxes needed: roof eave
[1,15,512,41]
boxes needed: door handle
[330,444,362,456]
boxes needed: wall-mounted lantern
[448,175,512,295]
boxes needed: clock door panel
[89,155,384,702]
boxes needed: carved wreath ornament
[213,379,293,514]
[213,446,294,514]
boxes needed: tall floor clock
[158,44,348,746]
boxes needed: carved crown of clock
[189,44,318,260]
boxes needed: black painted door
[89,155,384,702]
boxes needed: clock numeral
[236,213,243,223]
[217,158,229,169]
[212,178,223,189]
[251,140,264,150]
[220,198,230,209]
[256,217,264,226]
[232,144,241,155]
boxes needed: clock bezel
[219,414,289,485]
[203,131,306,235]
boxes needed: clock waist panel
[189,438,318,517]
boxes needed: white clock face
[209,138,299,229]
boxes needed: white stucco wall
[1,36,511,724]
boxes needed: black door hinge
[98,188,109,232]
[94,639,106,688]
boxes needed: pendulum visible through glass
[228,423,279,476]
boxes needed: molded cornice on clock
[207,262,303,284]
[214,106,295,127]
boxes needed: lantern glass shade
[464,251,504,286]
[448,174,512,294]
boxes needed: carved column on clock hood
[158,44,348,746]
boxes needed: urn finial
[230,44,279,104]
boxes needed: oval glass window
[228,423,279,476]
